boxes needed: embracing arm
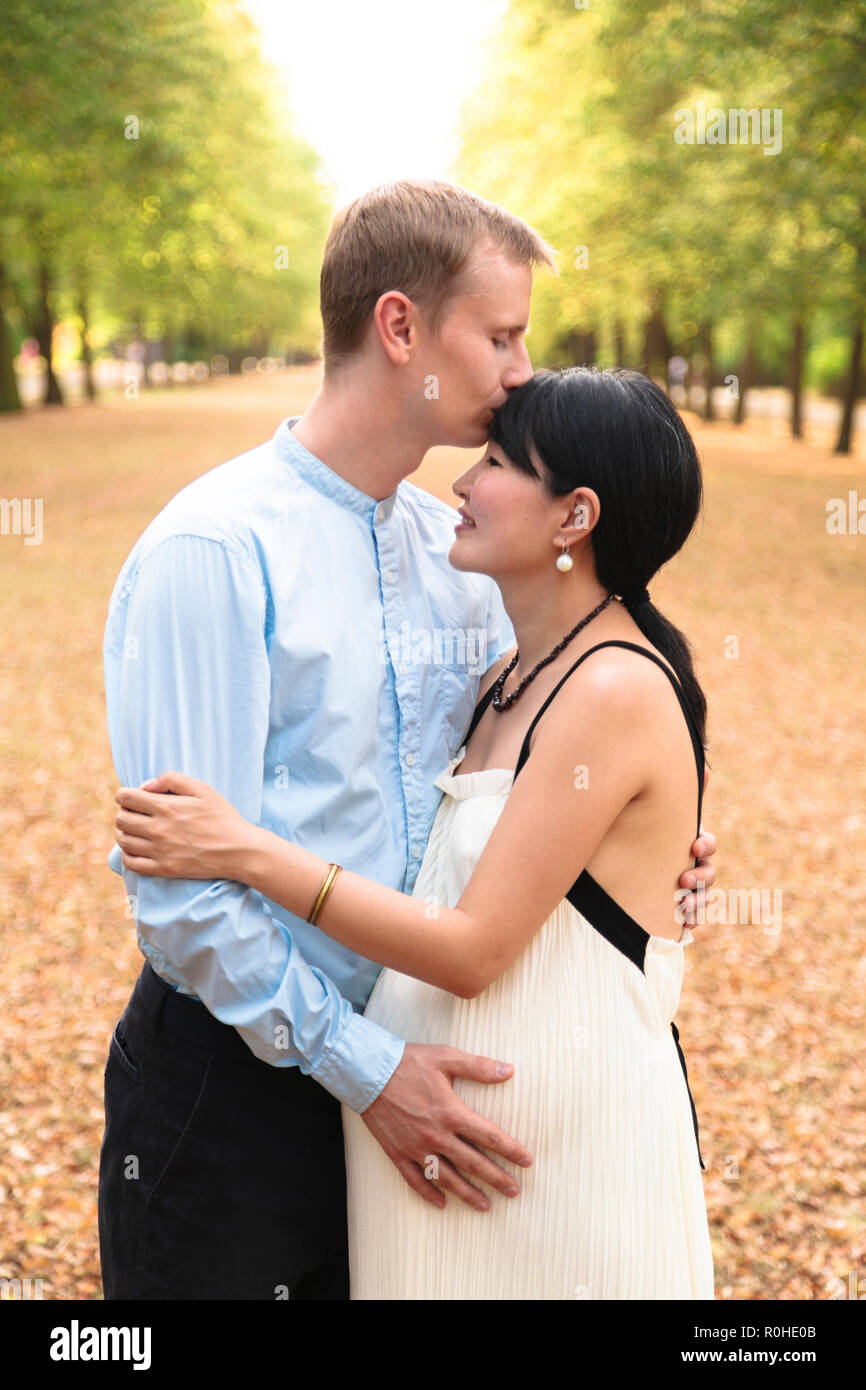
[249,662,643,994]
[117,650,659,999]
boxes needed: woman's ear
[558,486,601,548]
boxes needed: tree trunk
[33,256,64,404]
[788,319,805,438]
[835,315,864,455]
[0,259,22,412]
[164,332,175,384]
[249,327,268,360]
[700,322,715,421]
[641,299,670,381]
[734,339,755,426]
[77,285,97,401]
[613,318,626,368]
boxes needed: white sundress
[341,639,715,1300]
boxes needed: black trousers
[98,963,349,1300]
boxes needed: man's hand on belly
[360,1043,534,1211]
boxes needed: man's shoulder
[119,434,291,574]
[151,438,279,529]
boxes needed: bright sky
[242,0,509,208]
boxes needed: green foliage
[0,0,330,405]
[455,0,866,410]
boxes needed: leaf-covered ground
[0,369,863,1300]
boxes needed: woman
[114,367,715,1300]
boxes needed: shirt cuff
[313,1009,406,1112]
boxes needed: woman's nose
[452,467,473,501]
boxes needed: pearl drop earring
[556,544,573,573]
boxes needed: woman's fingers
[142,771,206,796]
[114,772,206,811]
[115,807,157,835]
[115,786,164,813]
[119,849,160,875]
[116,826,160,855]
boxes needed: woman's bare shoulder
[531,640,680,749]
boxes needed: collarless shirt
[104,415,515,1111]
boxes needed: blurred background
[0,0,864,1301]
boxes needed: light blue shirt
[104,416,515,1111]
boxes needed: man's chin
[464,423,491,449]
[450,417,491,448]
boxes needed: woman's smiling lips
[455,508,476,531]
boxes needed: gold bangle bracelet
[308,863,342,926]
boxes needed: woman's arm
[116,777,501,998]
[115,650,675,996]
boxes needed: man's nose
[504,339,533,389]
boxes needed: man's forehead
[457,262,532,322]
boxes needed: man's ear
[373,291,417,365]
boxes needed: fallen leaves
[0,376,863,1299]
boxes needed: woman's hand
[114,772,256,880]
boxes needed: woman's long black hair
[488,366,708,746]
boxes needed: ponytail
[623,599,707,748]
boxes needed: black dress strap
[462,675,498,748]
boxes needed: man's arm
[104,531,403,1112]
[107,531,531,1208]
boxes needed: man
[99,178,716,1299]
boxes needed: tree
[0,0,330,410]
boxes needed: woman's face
[449,442,572,580]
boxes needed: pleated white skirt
[341,757,715,1300]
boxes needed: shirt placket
[372,501,426,894]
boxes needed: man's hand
[677,767,717,941]
[361,1043,533,1211]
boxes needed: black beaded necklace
[491,593,616,712]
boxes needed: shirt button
[375,505,385,523]
[411,844,422,859]
[405,752,415,766]
[385,570,396,584]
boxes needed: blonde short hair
[320,178,558,374]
